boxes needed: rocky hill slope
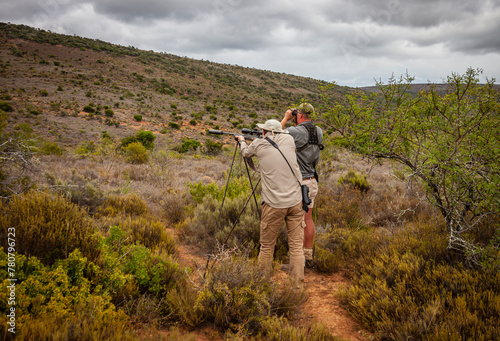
[0,22,351,149]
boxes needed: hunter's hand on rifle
[235,135,245,143]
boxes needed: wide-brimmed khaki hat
[256,119,286,133]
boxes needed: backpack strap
[296,122,324,152]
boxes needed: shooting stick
[203,138,261,279]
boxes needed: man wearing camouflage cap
[281,103,323,269]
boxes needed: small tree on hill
[0,110,36,198]
[318,68,500,268]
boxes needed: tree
[0,110,36,197]
[120,130,156,150]
[318,68,500,267]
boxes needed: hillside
[0,22,351,149]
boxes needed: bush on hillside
[40,141,63,155]
[0,101,13,112]
[120,130,156,150]
[204,139,223,156]
[98,193,150,217]
[102,216,177,255]
[123,142,149,164]
[0,190,100,265]
[338,170,370,193]
[179,139,201,153]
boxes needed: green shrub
[40,141,63,155]
[314,245,342,274]
[111,216,177,254]
[133,114,142,121]
[135,130,156,149]
[188,176,250,204]
[104,108,114,117]
[168,122,180,129]
[313,226,381,274]
[204,139,223,156]
[0,190,100,265]
[98,193,150,218]
[39,89,49,97]
[338,170,370,193]
[1,101,14,112]
[0,250,135,339]
[179,139,201,153]
[120,131,156,150]
[123,141,149,164]
[75,140,96,155]
[83,104,95,113]
[102,130,111,139]
[100,226,185,300]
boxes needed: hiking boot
[280,261,315,271]
[279,264,290,272]
[305,259,315,269]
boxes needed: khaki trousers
[259,202,305,283]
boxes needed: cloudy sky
[2,0,499,86]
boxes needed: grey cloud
[90,0,210,21]
[1,0,82,24]
[0,0,498,86]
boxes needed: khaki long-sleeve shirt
[239,133,302,209]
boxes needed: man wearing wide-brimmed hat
[236,119,305,287]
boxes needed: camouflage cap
[298,103,315,115]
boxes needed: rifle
[208,128,262,140]
[208,128,260,170]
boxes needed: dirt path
[299,269,372,340]
[171,232,371,341]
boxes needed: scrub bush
[339,222,500,340]
[40,141,63,155]
[103,217,177,255]
[167,255,306,337]
[338,170,370,193]
[0,250,135,340]
[98,193,150,217]
[261,316,344,341]
[123,141,149,164]
[204,139,223,156]
[0,190,100,265]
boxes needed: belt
[302,177,315,180]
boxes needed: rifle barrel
[208,129,259,140]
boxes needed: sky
[1,0,500,87]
